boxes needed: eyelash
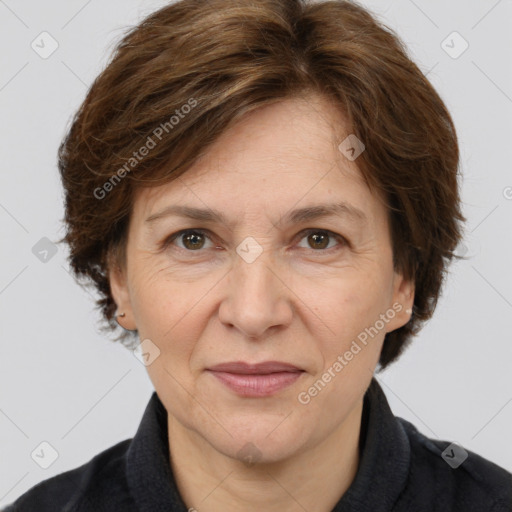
[162,228,348,255]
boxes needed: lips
[207,361,303,374]
[206,361,304,397]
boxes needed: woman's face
[110,94,414,464]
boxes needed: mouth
[206,361,305,397]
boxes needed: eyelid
[163,227,348,253]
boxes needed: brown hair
[57,0,466,370]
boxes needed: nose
[218,248,293,340]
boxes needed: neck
[167,398,363,512]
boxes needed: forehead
[132,94,384,226]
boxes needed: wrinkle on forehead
[132,93,382,233]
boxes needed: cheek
[127,266,176,342]
[130,269,210,363]
[304,270,392,347]
[136,294,202,399]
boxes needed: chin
[204,417,311,466]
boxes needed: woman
[4,0,511,510]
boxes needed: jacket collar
[126,391,187,511]
[126,376,410,511]
[333,377,411,511]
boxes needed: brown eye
[308,232,329,250]
[164,229,213,251]
[181,231,206,250]
[296,229,347,252]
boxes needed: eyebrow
[145,201,368,229]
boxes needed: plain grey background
[1,0,511,506]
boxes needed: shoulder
[398,417,512,511]
[2,439,137,512]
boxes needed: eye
[295,229,347,252]
[164,229,214,251]
[162,228,347,254]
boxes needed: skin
[109,93,414,512]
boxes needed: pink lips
[207,361,304,397]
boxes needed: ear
[108,253,137,331]
[385,270,415,333]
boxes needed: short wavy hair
[57,0,466,370]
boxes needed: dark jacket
[3,377,512,511]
